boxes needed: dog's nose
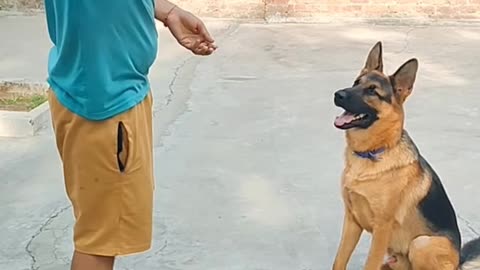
[335,90,348,100]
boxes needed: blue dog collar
[354,148,385,161]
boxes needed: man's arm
[154,0,217,56]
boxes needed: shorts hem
[74,244,152,257]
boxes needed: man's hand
[155,1,217,56]
[166,7,217,55]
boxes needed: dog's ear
[363,41,383,72]
[390,58,418,103]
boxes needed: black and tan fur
[331,41,480,270]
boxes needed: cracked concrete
[1,14,480,270]
[163,23,240,108]
[25,205,71,270]
[392,27,416,54]
[165,58,191,107]
[24,206,74,270]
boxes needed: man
[44,0,216,269]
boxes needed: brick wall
[2,0,480,20]
[266,0,480,20]
[174,0,265,19]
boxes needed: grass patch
[0,93,47,111]
[0,82,48,112]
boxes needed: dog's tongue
[335,111,355,127]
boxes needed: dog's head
[333,42,418,134]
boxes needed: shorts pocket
[117,122,129,173]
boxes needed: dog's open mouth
[334,111,369,129]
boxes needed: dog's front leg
[364,223,393,270]
[332,209,363,270]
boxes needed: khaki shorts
[48,90,154,256]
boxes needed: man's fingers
[192,43,215,56]
[197,22,214,43]
[184,38,217,56]
[182,38,201,51]
[194,46,210,55]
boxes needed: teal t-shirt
[44,0,158,121]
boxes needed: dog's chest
[343,179,390,232]
[342,165,409,232]
[344,190,375,232]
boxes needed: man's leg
[71,251,114,270]
[48,90,154,269]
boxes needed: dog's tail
[460,237,480,270]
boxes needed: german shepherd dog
[332,41,480,269]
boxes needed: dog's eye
[367,85,377,94]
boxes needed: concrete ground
[1,14,480,270]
